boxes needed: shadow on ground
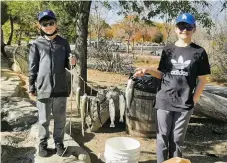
[65,118,128,163]
[186,155,227,163]
[1,145,36,163]
[65,121,101,162]
[184,114,227,162]
[95,118,127,133]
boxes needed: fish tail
[119,117,124,122]
[110,122,115,128]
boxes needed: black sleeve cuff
[29,85,36,93]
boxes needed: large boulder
[1,97,38,131]
[4,45,29,75]
[1,131,37,163]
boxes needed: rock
[0,72,22,100]
[1,145,36,163]
[1,120,12,131]
[12,62,22,73]
[4,45,29,75]
[1,131,36,163]
[4,46,15,58]
[1,132,26,146]
[1,97,38,131]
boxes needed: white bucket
[104,137,140,163]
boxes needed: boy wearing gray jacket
[29,10,75,157]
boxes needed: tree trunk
[7,16,13,45]
[97,13,100,52]
[74,1,91,94]
[17,30,22,46]
[141,36,144,55]
[97,34,99,51]
[1,26,7,58]
[195,91,227,122]
[132,39,134,51]
[127,38,130,54]
[89,32,91,46]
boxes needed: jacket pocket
[37,74,52,93]
[53,72,68,93]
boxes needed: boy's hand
[69,55,76,66]
[29,85,36,96]
[133,68,147,77]
[29,91,36,96]
[193,97,198,105]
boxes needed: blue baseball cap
[176,13,196,25]
[38,10,56,22]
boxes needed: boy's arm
[193,75,209,104]
[134,67,162,79]
[194,50,211,104]
[65,41,71,70]
[65,41,77,70]
[134,48,166,79]
[145,68,162,79]
[28,43,39,94]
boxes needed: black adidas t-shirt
[155,43,211,112]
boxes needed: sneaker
[38,142,48,157]
[55,143,66,156]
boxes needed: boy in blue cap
[29,10,76,157]
[134,13,210,162]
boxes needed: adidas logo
[182,14,187,19]
[171,70,188,76]
[43,12,48,16]
[171,56,191,70]
[171,56,191,76]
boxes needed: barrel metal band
[126,114,155,124]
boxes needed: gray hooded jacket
[29,35,71,99]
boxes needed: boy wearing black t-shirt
[134,13,211,163]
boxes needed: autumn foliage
[89,15,168,44]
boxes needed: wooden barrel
[126,88,156,138]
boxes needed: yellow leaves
[211,41,217,48]
[105,29,114,39]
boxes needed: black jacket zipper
[49,41,54,95]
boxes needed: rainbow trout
[109,98,115,127]
[125,78,135,110]
[119,94,126,122]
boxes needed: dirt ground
[67,111,227,163]
[19,54,227,163]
